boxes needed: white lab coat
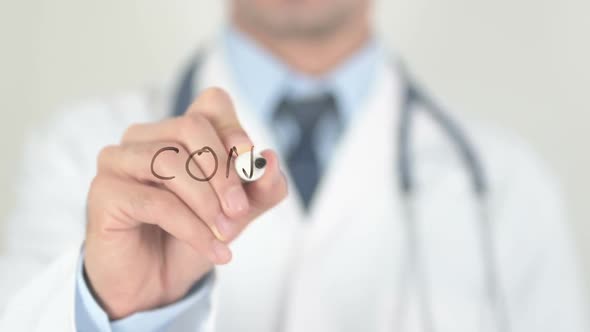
[0,40,587,332]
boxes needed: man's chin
[234,0,364,39]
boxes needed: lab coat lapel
[279,60,410,331]
[300,58,403,254]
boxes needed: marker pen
[234,148,267,182]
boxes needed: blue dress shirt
[223,26,380,165]
[75,26,380,331]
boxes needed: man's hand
[84,88,288,319]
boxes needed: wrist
[82,263,212,320]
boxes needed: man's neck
[232,12,371,76]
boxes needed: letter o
[185,146,218,182]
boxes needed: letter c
[151,146,179,180]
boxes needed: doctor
[0,0,587,331]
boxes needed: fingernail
[210,224,225,242]
[225,186,249,214]
[216,214,235,239]
[212,239,232,263]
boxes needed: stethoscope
[172,53,511,332]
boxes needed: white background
[1,0,589,300]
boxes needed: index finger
[186,87,253,154]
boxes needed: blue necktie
[273,93,339,210]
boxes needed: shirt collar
[222,26,381,124]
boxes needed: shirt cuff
[75,250,215,332]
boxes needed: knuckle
[122,123,143,142]
[126,142,152,158]
[193,87,237,123]
[155,146,181,168]
[178,115,204,141]
[88,175,103,197]
[90,173,107,188]
[150,148,182,181]
[87,175,110,210]
[199,87,233,107]
[96,145,118,170]
[221,127,249,143]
